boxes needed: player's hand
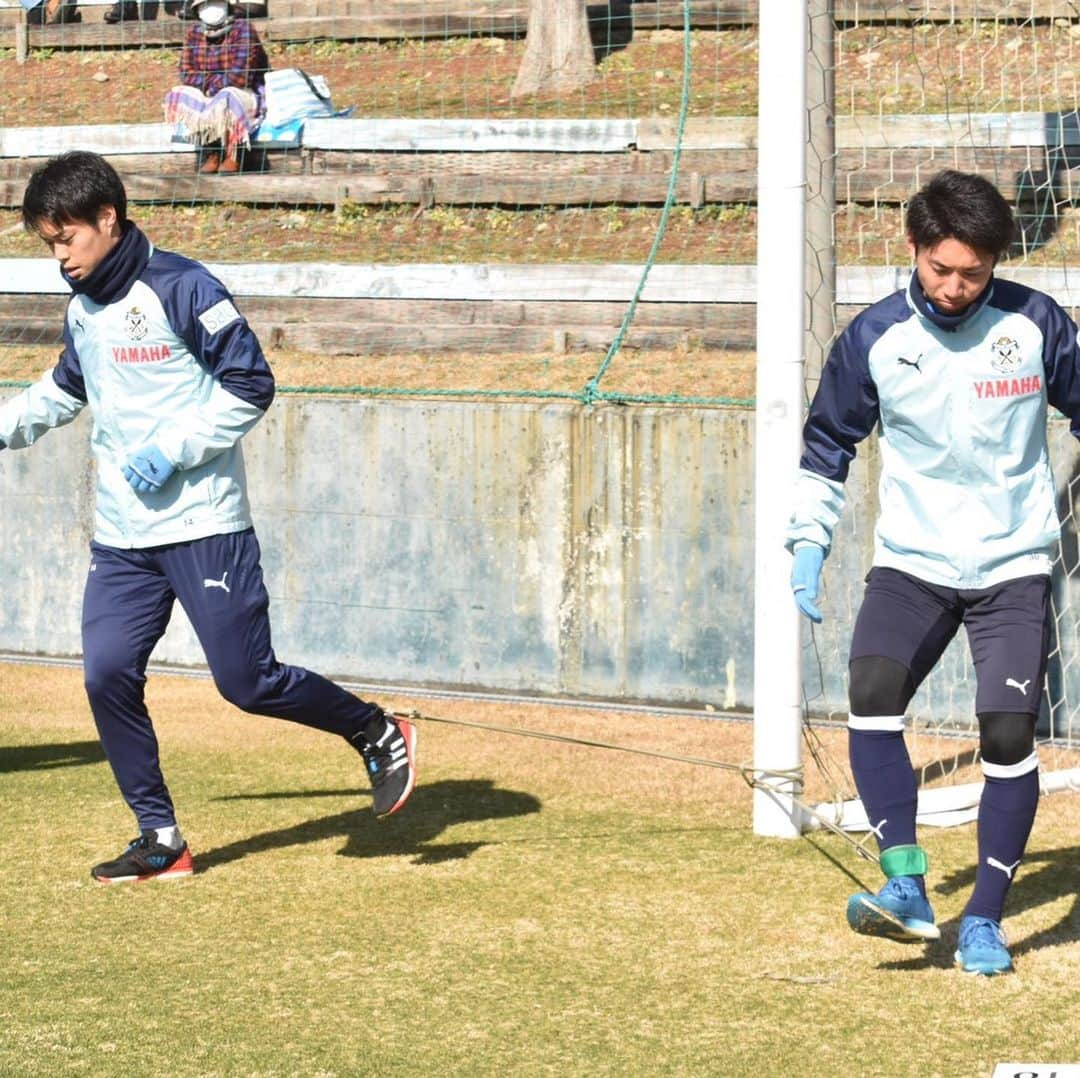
[790,543,825,623]
[123,445,176,493]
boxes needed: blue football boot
[846,844,939,942]
[954,915,1012,976]
[846,875,940,941]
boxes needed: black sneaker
[103,2,140,22]
[351,713,417,817]
[91,832,194,884]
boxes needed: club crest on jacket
[990,335,1021,374]
[124,306,148,341]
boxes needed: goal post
[751,0,810,838]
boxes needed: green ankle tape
[880,844,929,879]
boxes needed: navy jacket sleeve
[151,252,275,411]
[800,321,881,483]
[142,252,275,470]
[1039,295,1080,437]
[785,316,881,554]
[51,312,88,404]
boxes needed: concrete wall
[0,395,754,709]
[2,391,1078,734]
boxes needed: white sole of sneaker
[848,895,941,941]
[93,848,195,884]
[953,952,1012,976]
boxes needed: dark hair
[21,151,127,234]
[905,169,1015,261]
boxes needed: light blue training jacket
[786,270,1080,589]
[0,223,274,548]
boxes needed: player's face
[908,236,995,315]
[34,206,121,282]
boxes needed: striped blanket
[163,84,260,151]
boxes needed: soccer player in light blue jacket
[786,170,1080,976]
[1,151,417,883]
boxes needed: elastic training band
[879,844,929,878]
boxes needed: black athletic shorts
[849,567,1051,717]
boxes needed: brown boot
[199,151,220,174]
[43,0,77,22]
[218,149,241,174]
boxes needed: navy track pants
[81,528,379,829]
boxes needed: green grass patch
[1,663,1078,1075]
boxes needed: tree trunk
[511,0,597,99]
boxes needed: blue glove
[790,543,825,623]
[123,445,176,494]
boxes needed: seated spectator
[162,0,269,174]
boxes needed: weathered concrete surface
[0,395,754,709]
[2,392,1078,733]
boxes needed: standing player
[785,169,1080,976]
[2,151,417,883]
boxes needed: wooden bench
[1,112,1077,209]
[4,259,1080,356]
[0,260,757,354]
[0,0,730,56]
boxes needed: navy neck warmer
[63,222,151,306]
[907,268,993,332]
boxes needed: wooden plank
[0,172,692,209]
[3,112,1077,165]
[839,112,1080,150]
[641,113,1080,152]
[614,0,1080,21]
[257,323,686,355]
[0,149,1065,210]
[423,172,697,205]
[7,164,1058,209]
[312,147,695,177]
[0,150,308,180]
[129,172,420,204]
[0,258,753,301]
[302,117,637,154]
[0,141,1045,204]
[21,11,528,49]
[0,316,750,357]
[0,293,736,328]
[830,0,1080,19]
[4,0,1080,29]
[1,119,638,159]
[4,256,1080,308]
[26,17,189,48]
[0,123,185,158]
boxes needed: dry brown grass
[2,660,1079,1076]
[0,343,759,400]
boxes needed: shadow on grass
[199,778,541,871]
[0,739,105,773]
[876,843,1080,971]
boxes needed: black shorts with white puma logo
[850,567,1051,717]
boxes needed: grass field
[0,343,758,401]
[1,661,1078,1076]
